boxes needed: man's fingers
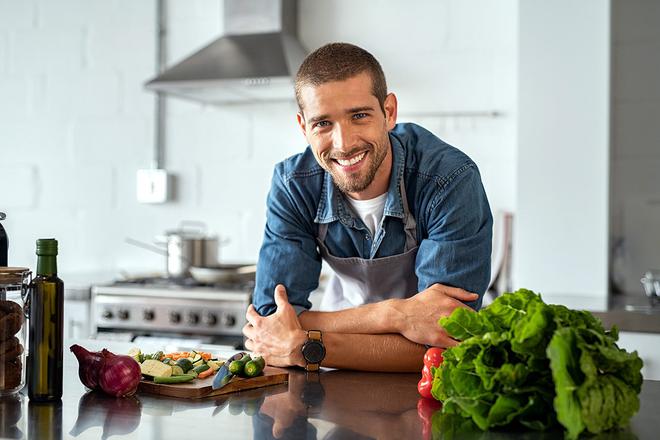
[273,420,286,439]
[242,323,255,339]
[435,328,460,348]
[273,284,289,309]
[244,338,254,351]
[246,303,261,325]
[432,283,479,302]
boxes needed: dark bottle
[27,238,64,401]
[0,212,7,266]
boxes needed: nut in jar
[0,267,31,395]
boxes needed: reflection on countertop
[1,340,659,439]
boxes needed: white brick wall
[611,0,660,294]
[0,0,517,278]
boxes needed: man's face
[297,72,398,199]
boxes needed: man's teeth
[336,152,366,166]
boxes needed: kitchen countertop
[592,293,660,334]
[1,340,658,440]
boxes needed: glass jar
[0,267,31,396]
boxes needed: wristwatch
[301,330,326,371]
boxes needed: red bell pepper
[417,347,444,399]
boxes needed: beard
[320,142,388,195]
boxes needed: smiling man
[244,43,493,372]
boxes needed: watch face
[302,340,326,364]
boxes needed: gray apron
[316,179,419,311]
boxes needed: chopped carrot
[198,368,215,379]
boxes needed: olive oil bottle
[27,238,64,401]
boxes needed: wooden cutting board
[138,366,289,399]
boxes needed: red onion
[98,351,141,397]
[70,344,105,391]
[70,345,141,397]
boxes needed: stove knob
[187,312,200,325]
[118,309,130,320]
[102,309,113,320]
[143,309,155,321]
[169,311,181,324]
[203,313,218,327]
[222,314,236,327]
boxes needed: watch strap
[308,330,322,342]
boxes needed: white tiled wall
[610,0,660,294]
[0,0,517,277]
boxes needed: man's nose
[331,123,357,151]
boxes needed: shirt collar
[314,133,406,224]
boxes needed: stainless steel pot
[157,221,219,278]
[126,221,222,278]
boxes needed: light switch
[136,169,170,204]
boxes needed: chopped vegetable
[197,367,216,379]
[229,354,252,375]
[154,374,195,384]
[140,359,172,378]
[175,358,193,373]
[193,364,210,374]
[244,356,266,377]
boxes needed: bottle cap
[36,238,58,256]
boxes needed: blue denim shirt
[253,122,493,316]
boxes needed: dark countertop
[592,293,660,334]
[1,340,659,439]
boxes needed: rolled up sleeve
[415,164,493,310]
[253,165,322,316]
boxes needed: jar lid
[0,267,31,284]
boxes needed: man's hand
[395,283,479,347]
[243,284,307,368]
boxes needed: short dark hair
[295,42,388,114]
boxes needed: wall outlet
[136,169,170,204]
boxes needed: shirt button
[365,234,371,240]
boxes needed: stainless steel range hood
[145,0,307,104]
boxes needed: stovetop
[110,275,255,292]
[91,276,252,338]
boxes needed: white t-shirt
[345,192,388,237]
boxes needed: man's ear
[384,93,398,130]
[296,112,307,137]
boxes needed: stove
[91,276,252,347]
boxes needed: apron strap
[317,222,329,242]
[399,177,418,251]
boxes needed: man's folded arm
[321,332,424,372]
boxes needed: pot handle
[178,220,207,234]
[125,237,168,256]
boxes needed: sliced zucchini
[176,358,193,373]
[193,364,210,374]
[141,359,172,378]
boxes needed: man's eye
[353,113,368,120]
[315,121,331,128]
